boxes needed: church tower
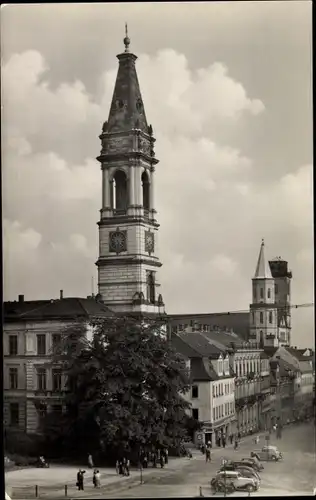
[96,28,164,316]
[269,257,292,346]
[249,240,278,348]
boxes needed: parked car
[220,464,261,482]
[211,470,259,493]
[240,457,264,471]
[251,445,283,462]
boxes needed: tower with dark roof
[249,240,278,348]
[96,28,164,316]
[269,256,292,346]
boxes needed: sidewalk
[7,452,205,499]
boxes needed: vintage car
[220,463,261,482]
[251,445,283,462]
[211,470,260,493]
[240,457,264,471]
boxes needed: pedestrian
[238,431,241,440]
[124,458,130,476]
[234,439,238,450]
[118,459,124,475]
[229,434,233,445]
[88,453,94,469]
[201,444,206,455]
[164,448,169,465]
[160,454,165,468]
[205,447,211,463]
[76,469,85,491]
[115,460,120,475]
[143,454,148,469]
[93,469,101,488]
[222,438,226,448]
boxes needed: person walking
[164,448,169,464]
[222,437,226,448]
[229,434,233,445]
[205,447,211,463]
[234,438,239,450]
[93,469,101,488]
[76,469,85,491]
[124,458,130,476]
[88,453,94,469]
[160,454,165,468]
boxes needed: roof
[175,331,224,359]
[190,358,214,381]
[253,239,273,279]
[4,297,112,322]
[263,347,278,358]
[260,350,270,359]
[105,37,148,134]
[169,312,250,340]
[278,358,299,376]
[285,347,310,360]
[198,330,244,350]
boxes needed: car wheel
[246,484,255,492]
[271,456,277,461]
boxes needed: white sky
[1,2,313,347]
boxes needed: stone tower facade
[249,240,278,348]
[96,30,164,316]
[269,257,292,346]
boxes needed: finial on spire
[262,238,264,244]
[124,22,130,52]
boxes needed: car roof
[218,470,239,476]
[263,445,277,450]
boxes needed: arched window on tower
[141,170,150,212]
[111,170,128,213]
[269,311,273,324]
[146,271,155,304]
[267,288,271,299]
[259,330,264,348]
[260,288,264,299]
[260,312,263,324]
[142,170,150,211]
[252,311,255,324]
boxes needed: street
[108,422,316,497]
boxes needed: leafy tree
[43,315,191,461]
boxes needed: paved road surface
[107,422,316,498]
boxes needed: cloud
[2,46,313,346]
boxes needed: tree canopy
[43,315,193,461]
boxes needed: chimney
[18,294,24,303]
[60,290,63,300]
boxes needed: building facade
[3,293,110,433]
[96,31,164,316]
[172,330,236,446]
[232,344,263,435]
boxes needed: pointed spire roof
[254,239,273,279]
[106,26,148,134]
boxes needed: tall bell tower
[249,239,278,348]
[96,27,164,316]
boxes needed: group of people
[116,457,130,476]
[139,448,169,469]
[76,468,101,491]
[200,432,243,455]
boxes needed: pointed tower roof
[254,239,273,279]
[106,25,148,134]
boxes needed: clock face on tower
[145,231,155,254]
[109,230,127,254]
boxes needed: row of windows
[191,402,235,422]
[7,333,62,356]
[213,402,234,421]
[7,367,63,391]
[8,402,63,427]
[253,285,278,300]
[234,357,261,377]
[191,382,234,399]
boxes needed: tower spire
[124,22,130,52]
[254,239,272,279]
